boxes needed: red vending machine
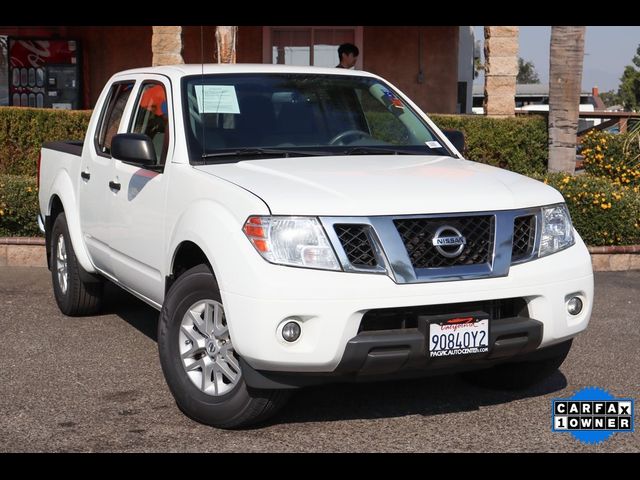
[8,37,80,109]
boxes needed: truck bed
[42,140,84,157]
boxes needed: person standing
[336,43,359,69]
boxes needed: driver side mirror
[111,133,157,167]
[442,129,465,154]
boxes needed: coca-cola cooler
[8,37,81,109]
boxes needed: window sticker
[194,85,241,114]
[426,140,442,149]
[381,89,404,110]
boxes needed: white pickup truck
[38,64,593,428]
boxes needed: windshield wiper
[341,146,420,156]
[201,147,331,160]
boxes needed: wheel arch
[165,198,267,297]
[167,240,214,294]
[46,172,95,273]
[44,194,65,269]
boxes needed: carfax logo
[552,386,634,444]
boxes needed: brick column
[483,26,518,117]
[216,26,237,63]
[152,26,184,66]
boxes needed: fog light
[567,297,583,315]
[282,321,301,342]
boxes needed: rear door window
[95,82,135,156]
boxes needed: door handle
[81,171,90,181]
[109,180,121,191]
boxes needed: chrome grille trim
[321,207,541,284]
[394,215,495,268]
[322,218,389,275]
[334,224,378,267]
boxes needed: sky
[473,26,640,92]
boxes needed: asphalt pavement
[0,266,638,452]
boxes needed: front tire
[157,264,290,429]
[50,212,103,316]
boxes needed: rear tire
[460,339,573,390]
[158,264,291,429]
[50,212,103,316]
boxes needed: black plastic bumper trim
[242,315,546,389]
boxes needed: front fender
[167,199,272,350]
[167,199,268,294]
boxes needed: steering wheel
[328,129,372,146]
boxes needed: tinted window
[96,82,134,155]
[182,74,449,159]
[130,82,169,164]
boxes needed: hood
[194,155,563,216]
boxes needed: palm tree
[548,26,585,173]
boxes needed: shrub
[366,112,408,145]
[0,107,92,177]
[540,172,640,246]
[0,174,41,237]
[3,108,638,246]
[0,107,549,176]
[581,129,640,187]
[431,114,548,175]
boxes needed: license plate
[428,316,489,357]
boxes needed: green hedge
[0,174,41,237]
[0,107,91,176]
[4,108,638,246]
[0,107,549,178]
[540,173,640,246]
[4,171,637,246]
[430,114,548,175]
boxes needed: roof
[472,83,591,97]
[115,63,379,79]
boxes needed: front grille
[334,224,377,267]
[359,298,529,333]
[512,215,536,262]
[394,216,494,268]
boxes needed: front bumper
[241,315,557,389]
[222,235,593,374]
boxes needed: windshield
[181,73,452,160]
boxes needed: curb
[0,237,47,267]
[587,245,640,272]
[1,237,639,271]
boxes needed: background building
[0,26,469,113]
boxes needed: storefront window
[267,27,362,69]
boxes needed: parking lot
[0,266,638,452]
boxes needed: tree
[618,45,640,111]
[517,57,541,84]
[600,90,622,108]
[548,26,585,174]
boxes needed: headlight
[539,204,575,257]
[243,216,341,271]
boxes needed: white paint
[39,64,593,371]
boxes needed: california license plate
[428,316,489,357]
